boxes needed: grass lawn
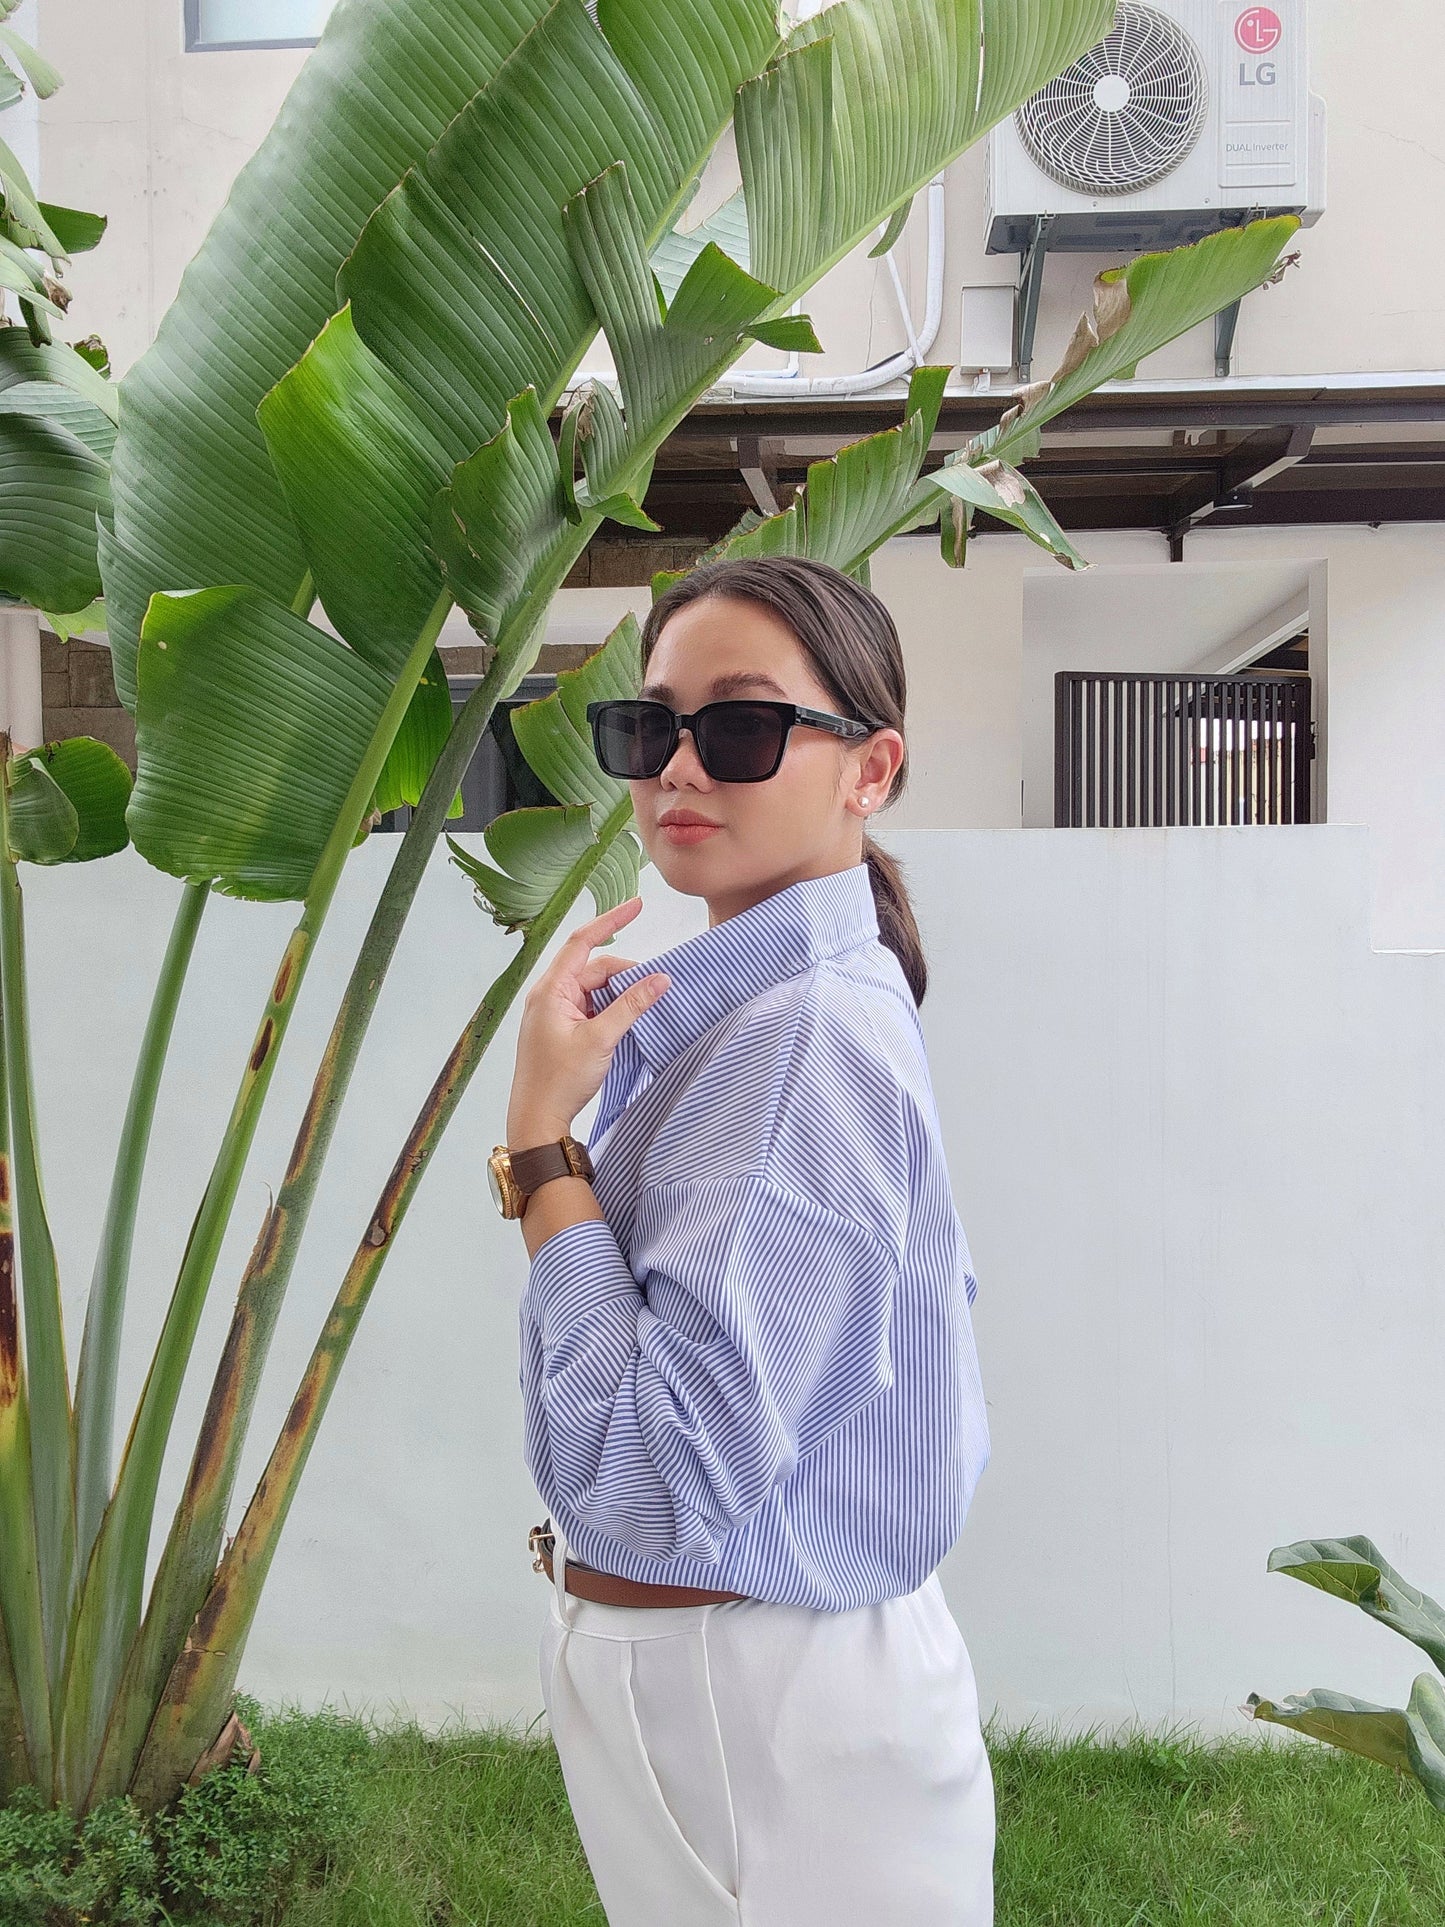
[268,1708,1445,1926]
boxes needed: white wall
[35,0,1445,380]
[26,826,1445,1736]
[1183,524,1445,955]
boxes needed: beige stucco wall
[32,0,1445,382]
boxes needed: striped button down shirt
[518,860,990,1610]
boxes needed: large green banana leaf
[107,0,1115,887]
[111,182,1300,1801]
[101,0,781,702]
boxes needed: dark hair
[639,555,928,1006]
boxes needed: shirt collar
[588,861,880,1073]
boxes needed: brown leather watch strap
[509,1136,594,1195]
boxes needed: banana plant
[0,0,103,352]
[0,729,132,1801]
[0,0,1301,1819]
[0,10,111,631]
[1246,1536,1445,1809]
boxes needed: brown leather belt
[530,1520,749,1607]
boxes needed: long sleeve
[520,1171,898,1565]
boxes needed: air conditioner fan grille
[1016,2,1209,196]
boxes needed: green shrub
[154,1694,368,1923]
[0,1694,366,1926]
[0,1783,159,1925]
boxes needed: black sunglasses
[586,698,883,784]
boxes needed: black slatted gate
[1054,672,1313,828]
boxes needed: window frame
[372,671,560,836]
[183,0,328,52]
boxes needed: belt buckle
[528,1520,555,1573]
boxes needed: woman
[500,555,993,1923]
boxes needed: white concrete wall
[26,824,1445,1736]
[34,0,1445,381]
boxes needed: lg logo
[1235,5,1281,86]
[1235,7,1282,54]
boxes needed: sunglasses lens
[592,701,787,780]
[696,703,785,780]
[593,703,674,777]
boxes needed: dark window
[373,673,561,834]
[1054,666,1314,827]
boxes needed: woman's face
[629,594,904,924]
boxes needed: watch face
[487,1153,506,1212]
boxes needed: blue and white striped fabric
[518,860,990,1610]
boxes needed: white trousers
[538,1522,995,1925]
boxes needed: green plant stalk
[72,878,211,1577]
[0,736,76,1708]
[0,982,49,1796]
[88,535,589,1808]
[128,791,634,1809]
[57,592,451,1807]
[0,1570,31,1801]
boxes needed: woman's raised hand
[505,895,670,1145]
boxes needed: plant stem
[72,878,210,1578]
[88,554,578,1809]
[0,953,49,1796]
[128,795,633,1809]
[0,735,75,1711]
[58,594,451,1807]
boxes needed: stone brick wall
[41,632,136,769]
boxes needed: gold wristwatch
[488,1134,595,1218]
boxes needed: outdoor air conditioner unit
[985,0,1326,256]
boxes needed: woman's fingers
[559,895,642,958]
[586,970,671,1050]
[576,954,640,990]
[528,898,645,1007]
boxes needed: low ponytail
[861,834,927,1007]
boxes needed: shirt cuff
[527,1215,643,1348]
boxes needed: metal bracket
[1165,423,1315,559]
[1214,299,1241,379]
[735,433,781,515]
[1015,214,1054,383]
[1214,208,1264,377]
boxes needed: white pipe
[717,172,948,398]
[560,169,951,404]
